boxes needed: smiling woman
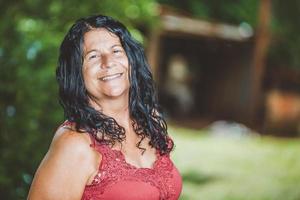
[82,29,130,103]
[27,15,182,200]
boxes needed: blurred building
[147,6,255,126]
[146,4,300,136]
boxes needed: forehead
[83,28,121,50]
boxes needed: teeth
[100,73,122,81]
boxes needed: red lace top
[81,135,182,200]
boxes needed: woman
[28,14,182,200]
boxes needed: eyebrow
[84,44,123,57]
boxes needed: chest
[82,146,182,200]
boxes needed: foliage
[170,126,300,200]
[1,0,300,199]
[0,0,157,199]
[159,0,300,69]
[268,0,300,68]
[158,0,259,27]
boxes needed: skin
[27,28,157,200]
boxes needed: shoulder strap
[59,120,73,128]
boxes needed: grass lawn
[169,126,300,200]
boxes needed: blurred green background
[1,0,300,199]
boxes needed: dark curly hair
[56,14,173,155]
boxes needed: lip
[99,73,123,81]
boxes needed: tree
[0,0,157,199]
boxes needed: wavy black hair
[56,14,173,155]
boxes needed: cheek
[121,55,129,69]
[119,58,130,80]
[123,58,130,72]
[82,67,98,89]
[82,69,90,85]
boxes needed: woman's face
[82,28,130,104]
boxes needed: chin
[104,87,129,98]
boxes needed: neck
[90,93,140,145]
[94,94,132,129]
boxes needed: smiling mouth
[99,73,123,81]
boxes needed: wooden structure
[147,8,254,81]
[145,2,300,136]
[146,4,271,129]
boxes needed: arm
[27,127,101,200]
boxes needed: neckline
[110,147,161,171]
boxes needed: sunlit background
[1,0,300,199]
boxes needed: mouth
[99,73,123,81]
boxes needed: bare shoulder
[47,126,99,170]
[51,126,93,155]
[27,126,101,200]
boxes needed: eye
[87,53,98,60]
[89,55,96,59]
[113,49,123,54]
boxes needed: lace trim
[84,144,176,200]
[58,121,177,199]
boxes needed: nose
[100,53,114,69]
